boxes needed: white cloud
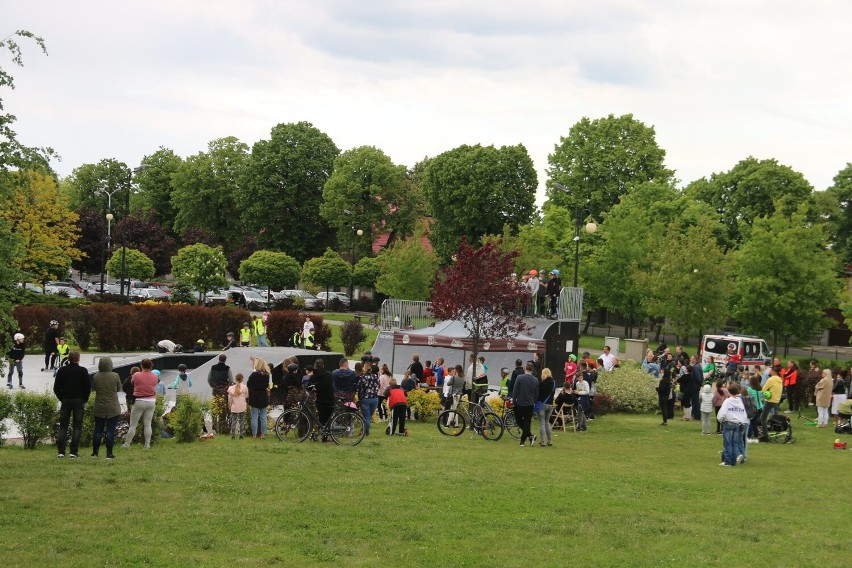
[3,0,850,201]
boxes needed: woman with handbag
[535,368,556,446]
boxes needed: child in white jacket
[699,383,714,435]
[717,383,749,466]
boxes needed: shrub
[596,367,658,413]
[206,393,231,434]
[486,395,505,413]
[79,398,97,447]
[168,282,196,305]
[67,306,97,350]
[407,389,442,421]
[0,390,14,445]
[12,390,58,449]
[591,392,615,416]
[170,395,205,442]
[340,320,367,357]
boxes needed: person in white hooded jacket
[717,383,749,466]
[699,383,714,435]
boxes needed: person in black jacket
[6,333,26,389]
[309,359,336,429]
[690,355,704,420]
[53,351,92,458]
[657,374,673,426]
[246,357,271,439]
[207,354,234,397]
[41,319,60,371]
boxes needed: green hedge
[596,367,659,413]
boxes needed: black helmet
[227,331,235,338]
[287,363,299,373]
[371,356,380,364]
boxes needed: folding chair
[551,403,576,432]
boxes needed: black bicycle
[274,385,366,446]
[437,397,504,441]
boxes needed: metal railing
[379,299,436,330]
[556,287,584,322]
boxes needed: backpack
[741,393,758,420]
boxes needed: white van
[699,334,772,369]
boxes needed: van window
[743,341,761,361]
[703,338,731,356]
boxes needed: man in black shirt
[309,359,336,428]
[512,362,539,447]
[53,351,91,458]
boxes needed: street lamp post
[96,185,123,296]
[553,182,597,288]
[119,165,149,303]
[349,226,363,311]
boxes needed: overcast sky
[4,0,851,203]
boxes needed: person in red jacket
[386,379,408,436]
[781,360,800,413]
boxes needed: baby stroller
[765,414,796,444]
[835,412,852,435]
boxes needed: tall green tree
[732,209,840,351]
[238,250,300,291]
[375,237,439,301]
[171,137,248,248]
[321,146,421,258]
[640,220,731,342]
[422,143,537,260]
[547,113,672,218]
[106,248,155,282]
[239,122,339,261]
[685,157,813,251]
[171,244,228,304]
[301,248,351,301]
[824,163,852,264]
[352,256,381,289]
[135,147,183,234]
[66,158,131,213]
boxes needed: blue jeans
[360,398,378,435]
[250,406,267,437]
[93,415,118,456]
[722,423,746,465]
[257,334,269,347]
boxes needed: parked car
[17,282,44,294]
[132,288,170,302]
[46,280,83,292]
[279,289,323,310]
[44,285,85,298]
[316,291,351,309]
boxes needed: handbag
[534,392,552,413]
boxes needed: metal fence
[556,287,584,322]
[379,299,436,330]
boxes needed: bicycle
[480,395,522,440]
[437,396,504,441]
[274,385,366,446]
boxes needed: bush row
[12,305,331,352]
[596,367,659,413]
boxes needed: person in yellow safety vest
[240,322,252,347]
[292,330,302,348]
[500,368,510,396]
[253,316,269,347]
[303,331,315,350]
[54,336,71,377]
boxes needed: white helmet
[14,333,24,341]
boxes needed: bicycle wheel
[329,411,366,446]
[437,410,466,436]
[503,410,522,440]
[275,409,311,443]
[479,411,504,441]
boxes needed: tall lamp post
[349,226,363,311]
[553,182,597,288]
[96,184,124,296]
[119,165,149,303]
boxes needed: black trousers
[57,398,85,455]
[514,404,534,443]
[391,404,407,435]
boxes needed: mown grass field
[0,408,847,567]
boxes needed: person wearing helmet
[7,333,26,389]
[564,353,578,384]
[41,319,61,372]
[54,337,71,377]
[224,331,238,351]
[546,270,562,319]
[194,339,206,353]
[240,322,252,347]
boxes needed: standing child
[712,379,729,434]
[6,333,26,389]
[699,383,714,435]
[168,364,193,404]
[386,378,408,436]
[717,383,749,466]
[53,336,70,377]
[227,373,248,439]
[814,369,833,427]
[154,369,165,396]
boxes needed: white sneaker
[784,410,792,414]
[736,454,744,464]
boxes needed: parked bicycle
[437,396,504,440]
[481,395,522,440]
[274,385,366,446]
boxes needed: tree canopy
[685,157,813,250]
[239,122,339,261]
[170,244,228,302]
[106,248,155,282]
[239,250,301,291]
[375,236,438,301]
[301,248,350,299]
[422,143,537,260]
[547,113,672,218]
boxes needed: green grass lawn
[0,409,847,567]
